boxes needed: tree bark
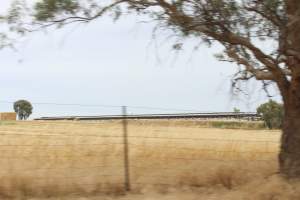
[286,0,300,52]
[279,82,300,178]
[279,109,300,178]
[278,0,300,179]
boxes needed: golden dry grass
[0,119,296,200]
[0,113,16,121]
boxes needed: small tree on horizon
[13,100,33,120]
[257,100,284,129]
[233,107,240,113]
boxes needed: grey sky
[0,1,277,118]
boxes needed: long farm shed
[35,112,260,121]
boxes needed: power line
[0,100,209,113]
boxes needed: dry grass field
[0,119,298,200]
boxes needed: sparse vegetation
[0,121,16,126]
[130,119,266,130]
[209,120,265,129]
[0,120,282,199]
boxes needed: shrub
[257,100,284,129]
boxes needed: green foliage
[233,107,240,113]
[209,121,265,130]
[13,100,33,120]
[34,0,79,21]
[257,100,284,129]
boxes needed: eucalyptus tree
[257,100,284,129]
[2,0,300,178]
[13,100,33,120]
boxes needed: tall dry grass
[0,119,296,200]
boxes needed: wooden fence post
[122,106,131,191]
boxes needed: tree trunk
[279,107,300,178]
[279,0,300,179]
[279,76,300,178]
[286,0,300,52]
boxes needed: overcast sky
[0,1,279,118]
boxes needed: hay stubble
[0,120,292,199]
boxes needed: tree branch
[244,5,283,27]
[226,47,284,81]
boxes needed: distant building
[0,112,17,121]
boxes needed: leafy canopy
[35,0,79,21]
[257,100,284,129]
[13,99,33,120]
